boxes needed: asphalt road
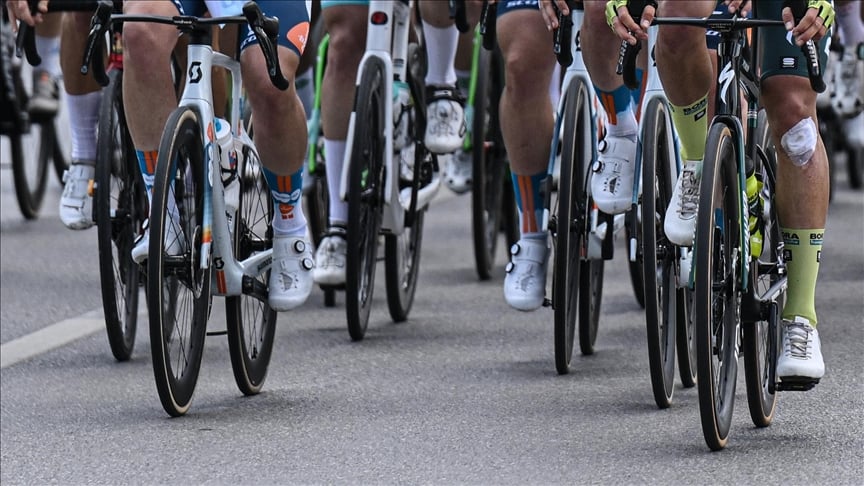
[1,131,863,483]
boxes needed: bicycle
[648,7,825,450]
[617,16,698,408]
[1,6,69,219]
[548,2,645,374]
[84,1,290,416]
[340,0,441,340]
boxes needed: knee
[503,51,552,101]
[122,24,173,68]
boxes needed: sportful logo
[782,57,797,69]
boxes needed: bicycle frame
[339,0,440,235]
[176,31,269,298]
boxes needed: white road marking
[1,309,105,369]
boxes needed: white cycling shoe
[269,235,315,312]
[59,162,95,230]
[313,229,347,286]
[424,85,466,155]
[664,160,701,247]
[590,135,637,215]
[777,316,825,382]
[503,238,549,311]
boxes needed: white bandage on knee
[780,117,818,167]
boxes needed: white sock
[323,138,348,226]
[605,109,638,140]
[67,91,102,162]
[421,23,458,87]
[34,35,61,78]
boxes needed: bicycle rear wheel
[641,98,678,408]
[578,253,603,355]
[743,109,781,427]
[553,77,591,374]
[148,106,211,417]
[95,69,145,362]
[345,58,386,341]
[471,46,508,280]
[226,142,277,395]
[695,123,741,450]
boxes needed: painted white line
[1,309,105,369]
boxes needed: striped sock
[263,167,307,237]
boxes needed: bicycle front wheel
[694,123,742,450]
[96,69,145,361]
[345,58,386,341]
[553,77,592,374]
[148,106,211,417]
[641,98,678,408]
[226,142,277,395]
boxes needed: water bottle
[214,117,240,230]
[745,157,764,259]
[392,80,411,151]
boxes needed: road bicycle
[548,2,644,374]
[617,18,697,408]
[85,1,290,416]
[1,7,69,219]
[340,0,441,340]
[649,7,825,449]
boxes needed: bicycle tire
[577,255,603,355]
[676,277,697,388]
[695,123,741,450]
[52,124,68,184]
[471,45,507,280]
[147,106,211,417]
[10,121,52,219]
[95,69,144,362]
[226,141,277,395]
[345,58,386,341]
[553,77,591,374]
[743,109,781,427]
[641,98,678,408]
[384,202,424,322]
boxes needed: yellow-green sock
[781,228,823,325]
[669,93,709,162]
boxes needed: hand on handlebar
[5,0,49,29]
[782,0,834,46]
[606,0,655,46]
[539,0,573,32]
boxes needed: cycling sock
[135,150,157,202]
[837,1,864,46]
[595,84,637,138]
[263,167,307,237]
[323,138,348,226]
[511,171,547,239]
[781,228,823,326]
[296,69,314,120]
[422,23,458,87]
[67,91,101,162]
[669,93,709,162]
[34,35,61,78]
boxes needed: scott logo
[189,62,203,84]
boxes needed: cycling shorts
[171,0,311,56]
[755,0,830,81]
[496,0,540,17]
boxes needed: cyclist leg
[58,11,102,230]
[833,0,864,148]
[239,0,315,311]
[497,0,556,311]
[311,0,367,287]
[653,0,717,247]
[582,1,639,215]
[759,1,831,382]
[29,13,60,115]
[419,1,466,155]
[442,20,479,195]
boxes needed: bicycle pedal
[776,378,819,392]
[543,297,552,308]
